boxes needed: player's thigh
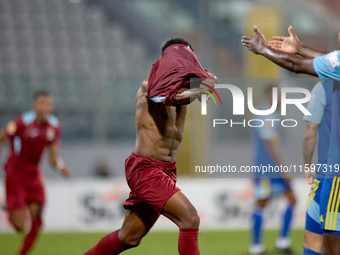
[256,199,269,208]
[27,202,44,220]
[322,233,340,255]
[161,191,199,229]
[304,230,322,253]
[8,208,26,231]
[119,203,159,245]
[283,188,297,205]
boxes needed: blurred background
[0,0,339,254]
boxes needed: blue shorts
[320,176,340,232]
[254,178,291,200]
[305,178,323,235]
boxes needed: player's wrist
[55,158,65,173]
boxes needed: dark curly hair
[161,38,193,54]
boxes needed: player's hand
[304,165,315,185]
[61,166,71,178]
[241,25,266,54]
[268,26,302,54]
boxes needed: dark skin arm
[241,25,318,76]
[268,26,328,58]
[302,121,319,184]
[172,77,216,105]
[172,88,203,105]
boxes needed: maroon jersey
[4,111,61,179]
[147,44,212,106]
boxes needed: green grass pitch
[0,229,304,255]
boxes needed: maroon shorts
[123,152,181,214]
[5,172,45,211]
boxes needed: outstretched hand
[241,25,266,54]
[268,26,302,54]
[61,166,71,178]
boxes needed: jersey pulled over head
[147,38,214,106]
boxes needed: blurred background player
[0,90,71,255]
[249,84,296,255]
[303,80,333,255]
[241,24,340,255]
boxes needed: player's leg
[249,198,269,255]
[303,178,323,255]
[18,202,43,255]
[320,176,340,255]
[84,202,159,255]
[5,176,26,232]
[249,178,270,255]
[8,208,26,233]
[304,230,323,255]
[161,191,200,255]
[275,184,296,253]
[17,175,46,255]
[322,232,340,255]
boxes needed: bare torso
[134,79,187,162]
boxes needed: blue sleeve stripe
[22,111,36,125]
[150,97,166,103]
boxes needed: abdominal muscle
[134,124,183,162]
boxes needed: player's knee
[182,208,200,229]
[303,233,310,248]
[303,230,323,252]
[9,220,24,233]
[119,234,142,248]
[289,196,297,206]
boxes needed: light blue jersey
[313,51,340,233]
[313,51,340,82]
[314,51,340,176]
[252,102,280,177]
[304,81,332,236]
[303,81,333,176]
[252,102,290,199]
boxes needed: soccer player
[241,25,340,255]
[84,38,215,255]
[250,84,296,255]
[303,80,333,255]
[0,90,71,255]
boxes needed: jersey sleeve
[303,82,326,124]
[51,124,62,145]
[4,117,25,138]
[313,50,340,82]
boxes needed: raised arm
[268,26,328,58]
[173,77,216,105]
[241,26,318,76]
[49,141,71,178]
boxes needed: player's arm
[172,77,216,105]
[302,122,319,184]
[302,82,325,184]
[0,129,9,144]
[49,141,71,178]
[241,26,318,76]
[0,129,9,165]
[268,26,328,58]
